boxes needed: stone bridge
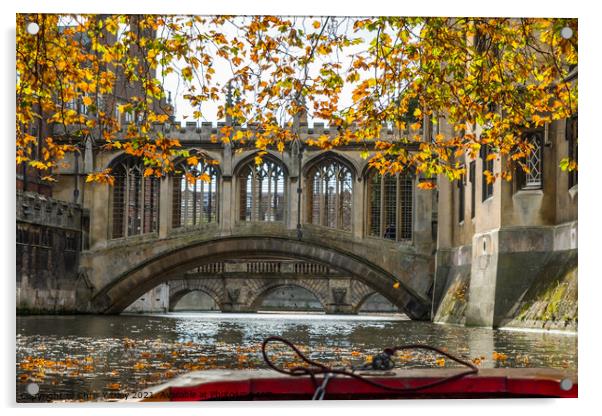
[166,273,388,314]
[80,224,433,319]
[50,123,438,319]
[158,258,402,314]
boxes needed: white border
[3,1,599,415]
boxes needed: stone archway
[168,279,225,311]
[89,236,430,319]
[248,283,327,312]
[354,292,400,313]
[170,289,221,311]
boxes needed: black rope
[261,336,479,395]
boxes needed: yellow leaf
[413,108,422,118]
[393,282,400,289]
[312,21,321,29]
[82,96,92,106]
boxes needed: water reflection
[16,313,577,402]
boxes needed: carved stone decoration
[332,288,347,305]
[227,288,240,303]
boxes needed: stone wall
[500,250,577,330]
[433,245,472,325]
[434,221,577,330]
[123,283,169,313]
[16,191,90,313]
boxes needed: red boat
[125,337,577,401]
[128,367,577,401]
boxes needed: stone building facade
[15,107,578,327]
[433,105,578,329]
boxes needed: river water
[16,313,577,402]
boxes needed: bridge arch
[90,236,430,319]
[232,150,291,177]
[248,282,328,311]
[169,289,221,311]
[354,291,400,314]
[302,150,359,178]
[168,279,224,311]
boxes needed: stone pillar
[158,176,172,238]
[326,279,353,314]
[221,176,233,233]
[87,182,110,249]
[288,141,302,231]
[288,177,299,231]
[414,179,434,254]
[352,177,364,239]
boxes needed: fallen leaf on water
[133,362,148,370]
[436,358,445,367]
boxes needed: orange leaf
[417,181,437,190]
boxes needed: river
[16,313,577,402]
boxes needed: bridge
[22,121,437,319]
[137,259,402,314]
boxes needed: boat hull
[126,368,577,401]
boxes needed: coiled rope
[261,336,479,399]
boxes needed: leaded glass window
[481,145,494,200]
[524,132,543,188]
[239,157,285,222]
[516,131,544,190]
[111,157,159,239]
[308,159,353,231]
[172,159,219,228]
[367,171,413,241]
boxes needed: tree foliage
[16,14,578,187]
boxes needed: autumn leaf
[15,15,577,189]
[187,156,199,166]
[417,181,437,190]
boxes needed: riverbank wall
[434,222,577,331]
[16,191,91,313]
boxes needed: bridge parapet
[82,222,432,301]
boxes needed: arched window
[111,157,160,239]
[238,157,286,222]
[367,171,413,241]
[172,159,219,228]
[308,159,353,231]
